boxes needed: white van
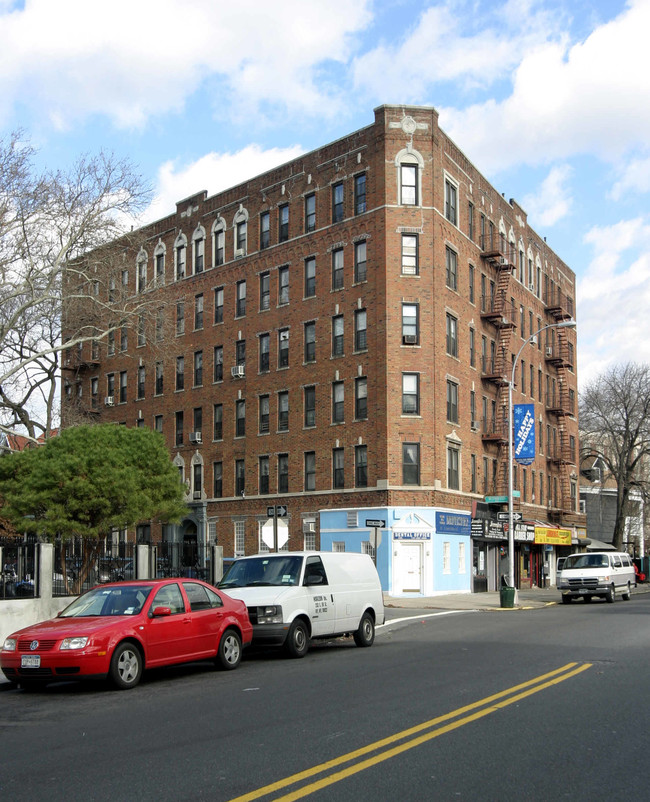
[558,551,636,604]
[218,552,385,657]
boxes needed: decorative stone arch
[192,223,206,275]
[172,453,186,486]
[394,145,425,206]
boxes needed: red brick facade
[62,104,583,556]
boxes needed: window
[259,456,270,495]
[155,309,164,341]
[354,240,367,283]
[278,328,289,368]
[403,443,420,485]
[193,350,203,387]
[236,280,246,317]
[137,313,145,347]
[332,182,344,223]
[155,248,165,285]
[235,400,246,437]
[447,380,459,423]
[155,362,163,395]
[90,376,99,408]
[402,303,419,345]
[122,268,129,289]
[445,178,457,225]
[304,321,316,363]
[446,247,457,290]
[154,414,163,433]
[235,459,245,496]
[469,327,475,368]
[278,204,289,243]
[236,339,246,367]
[194,294,203,330]
[400,164,417,205]
[176,301,185,335]
[470,455,477,493]
[278,265,289,305]
[107,372,114,399]
[332,248,344,290]
[355,377,367,419]
[402,373,419,414]
[213,224,225,266]
[120,321,128,352]
[304,452,316,491]
[234,520,244,556]
[260,211,270,249]
[402,234,418,275]
[304,385,316,427]
[236,220,247,255]
[193,406,202,435]
[354,309,367,351]
[214,287,224,324]
[468,202,474,241]
[213,345,223,382]
[213,403,223,440]
[332,381,344,423]
[305,193,316,233]
[354,173,366,215]
[278,390,289,431]
[259,333,270,372]
[332,315,344,356]
[108,277,116,303]
[355,445,368,487]
[304,256,316,297]
[194,233,204,274]
[469,265,475,304]
[175,410,183,446]
[137,255,147,293]
[176,356,184,391]
[446,313,458,357]
[278,454,289,493]
[447,444,459,490]
[119,370,127,403]
[260,272,270,311]
[470,390,476,428]
[175,240,186,280]
[333,448,345,488]
[259,395,270,434]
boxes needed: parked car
[218,551,385,657]
[558,551,636,603]
[1,578,252,690]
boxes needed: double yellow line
[228,661,591,802]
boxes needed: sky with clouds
[1,0,648,387]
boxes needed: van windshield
[219,556,303,588]
[564,554,609,569]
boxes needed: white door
[395,542,423,594]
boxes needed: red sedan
[1,578,252,690]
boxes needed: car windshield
[219,556,303,588]
[59,585,153,617]
[564,554,609,570]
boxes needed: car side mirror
[305,574,323,586]
[152,606,171,617]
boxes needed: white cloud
[610,155,650,201]
[522,164,573,227]
[141,143,305,224]
[439,0,650,173]
[577,216,650,385]
[0,0,372,129]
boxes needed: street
[2,596,649,801]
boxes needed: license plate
[21,655,41,668]
[578,588,588,594]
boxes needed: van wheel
[622,583,631,601]
[354,612,375,647]
[285,619,309,658]
[605,584,616,603]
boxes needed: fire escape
[479,237,517,497]
[544,285,576,520]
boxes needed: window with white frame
[445,178,458,226]
[402,233,418,275]
[212,219,225,266]
[443,541,451,573]
[234,521,245,557]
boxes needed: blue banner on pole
[514,404,535,465]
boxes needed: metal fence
[153,541,210,582]
[52,539,136,597]
[1,539,38,599]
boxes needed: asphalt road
[2,597,649,801]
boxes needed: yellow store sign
[535,527,572,545]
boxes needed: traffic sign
[485,492,520,503]
[365,519,386,528]
[497,512,523,522]
[267,505,288,518]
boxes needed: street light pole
[507,318,576,597]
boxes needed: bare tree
[0,130,153,443]
[580,363,650,550]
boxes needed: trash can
[500,584,515,608]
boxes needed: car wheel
[605,584,616,603]
[216,629,242,670]
[285,619,309,658]
[622,582,631,601]
[109,642,143,689]
[353,612,375,647]
[561,595,572,604]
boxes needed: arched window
[174,232,187,281]
[233,206,249,258]
[136,247,147,294]
[395,146,424,206]
[211,216,226,267]
[154,239,166,286]
[192,224,206,275]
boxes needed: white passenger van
[218,552,385,657]
[558,551,636,604]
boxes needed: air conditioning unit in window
[306,522,316,532]
[231,365,245,378]
[471,421,479,432]
[403,334,417,345]
[189,431,202,444]
[235,248,246,259]
[545,347,553,357]
[193,490,202,500]
[104,396,114,406]
[529,282,535,291]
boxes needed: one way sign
[497,512,523,522]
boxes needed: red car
[1,578,252,690]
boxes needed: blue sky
[2,0,649,387]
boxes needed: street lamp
[506,318,576,600]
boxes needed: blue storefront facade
[319,506,472,597]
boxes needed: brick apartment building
[62,104,584,594]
